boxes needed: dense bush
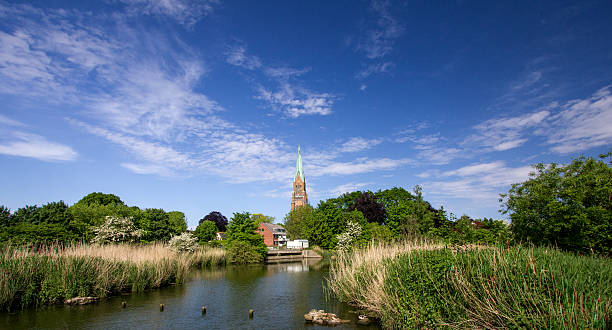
[168,232,198,253]
[194,220,218,242]
[225,212,267,260]
[90,216,142,244]
[226,240,264,264]
[501,153,612,255]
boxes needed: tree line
[285,151,612,255]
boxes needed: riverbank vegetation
[326,151,611,328]
[328,242,611,328]
[0,243,225,311]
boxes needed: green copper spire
[294,145,305,181]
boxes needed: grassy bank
[0,243,226,311]
[328,242,612,329]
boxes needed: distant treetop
[76,192,125,207]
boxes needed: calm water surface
[1,259,380,329]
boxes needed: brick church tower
[291,146,309,211]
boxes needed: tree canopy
[501,153,612,255]
[200,211,228,232]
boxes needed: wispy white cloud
[0,132,77,161]
[0,3,411,184]
[0,114,25,127]
[423,161,532,202]
[356,61,395,79]
[340,137,383,152]
[309,157,412,176]
[329,182,371,196]
[464,110,550,152]
[465,85,612,154]
[120,0,218,27]
[225,44,262,70]
[543,85,612,153]
[356,0,404,59]
[264,66,310,78]
[256,83,334,118]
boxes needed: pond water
[1,259,380,329]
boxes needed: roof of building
[294,145,305,181]
[261,223,286,232]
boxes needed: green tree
[10,205,41,224]
[349,191,386,224]
[68,202,133,240]
[194,220,217,242]
[139,208,171,242]
[226,212,267,258]
[501,153,612,254]
[76,192,124,207]
[250,213,275,224]
[283,204,313,239]
[167,211,187,235]
[200,211,228,232]
[0,206,11,227]
[303,200,346,249]
[38,201,72,226]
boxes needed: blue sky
[1,0,611,228]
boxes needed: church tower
[291,146,309,211]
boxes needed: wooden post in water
[160,304,164,312]
[249,309,254,319]
[122,301,126,308]
[202,306,207,315]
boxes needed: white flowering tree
[168,232,199,253]
[336,221,362,252]
[91,216,143,244]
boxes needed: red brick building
[291,146,309,211]
[257,223,287,247]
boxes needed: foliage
[348,191,385,224]
[167,211,187,235]
[75,192,124,207]
[501,153,612,255]
[168,232,198,253]
[329,243,612,329]
[283,204,313,239]
[138,208,171,242]
[200,211,228,232]
[226,212,267,258]
[336,221,363,252]
[365,222,394,243]
[226,240,264,264]
[0,222,77,245]
[250,213,275,224]
[194,220,218,242]
[68,202,135,240]
[90,216,142,244]
[302,199,346,250]
[0,206,10,227]
[10,205,41,224]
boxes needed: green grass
[0,243,226,311]
[328,243,612,329]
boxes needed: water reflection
[1,260,380,329]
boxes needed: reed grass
[0,242,226,311]
[328,242,612,329]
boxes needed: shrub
[90,216,142,244]
[194,220,217,242]
[168,232,198,253]
[227,240,264,264]
[336,221,362,252]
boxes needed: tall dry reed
[0,243,226,311]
